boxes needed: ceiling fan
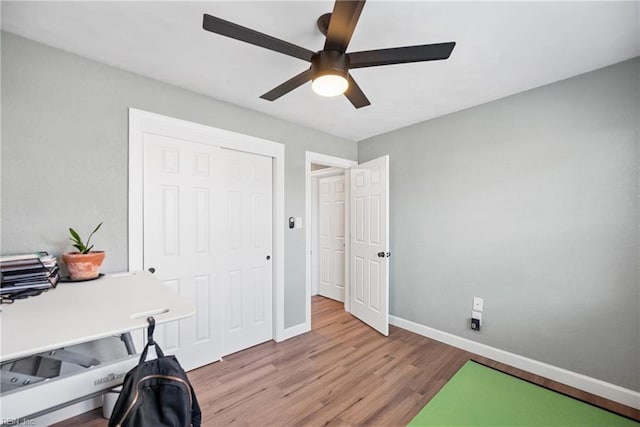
[202,0,455,108]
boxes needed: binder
[0,252,60,302]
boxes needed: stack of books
[0,252,60,302]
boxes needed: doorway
[305,151,391,336]
[305,152,357,329]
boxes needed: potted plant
[62,222,105,280]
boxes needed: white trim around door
[128,108,288,343]
[305,151,358,331]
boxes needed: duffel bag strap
[139,316,166,363]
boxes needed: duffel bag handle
[139,316,165,362]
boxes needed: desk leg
[119,333,137,356]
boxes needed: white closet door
[350,156,389,336]
[143,133,222,370]
[221,148,273,356]
[318,175,346,302]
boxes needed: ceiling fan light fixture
[311,51,350,97]
[312,73,349,97]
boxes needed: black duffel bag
[108,317,202,427]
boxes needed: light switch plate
[473,297,484,311]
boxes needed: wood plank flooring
[55,296,639,426]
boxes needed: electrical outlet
[471,318,481,331]
[473,297,484,312]
[472,310,482,325]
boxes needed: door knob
[377,252,385,258]
[266,255,271,260]
[148,267,156,274]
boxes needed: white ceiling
[2,1,638,141]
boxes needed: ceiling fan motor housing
[311,50,350,81]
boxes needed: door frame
[305,151,357,329]
[128,108,288,342]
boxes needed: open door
[350,156,389,336]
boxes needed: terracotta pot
[62,251,105,280]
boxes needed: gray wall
[1,32,356,328]
[359,58,639,391]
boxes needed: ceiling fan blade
[349,42,456,69]
[260,69,313,101]
[344,74,370,108]
[324,0,366,53]
[203,14,315,62]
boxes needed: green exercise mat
[409,361,638,427]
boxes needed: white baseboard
[275,322,310,342]
[390,315,640,410]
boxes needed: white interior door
[318,175,346,302]
[143,133,221,370]
[350,156,389,336]
[221,148,273,356]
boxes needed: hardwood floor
[55,296,639,426]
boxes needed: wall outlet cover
[472,310,482,325]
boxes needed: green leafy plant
[69,222,103,254]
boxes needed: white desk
[1,271,193,362]
[0,271,194,421]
